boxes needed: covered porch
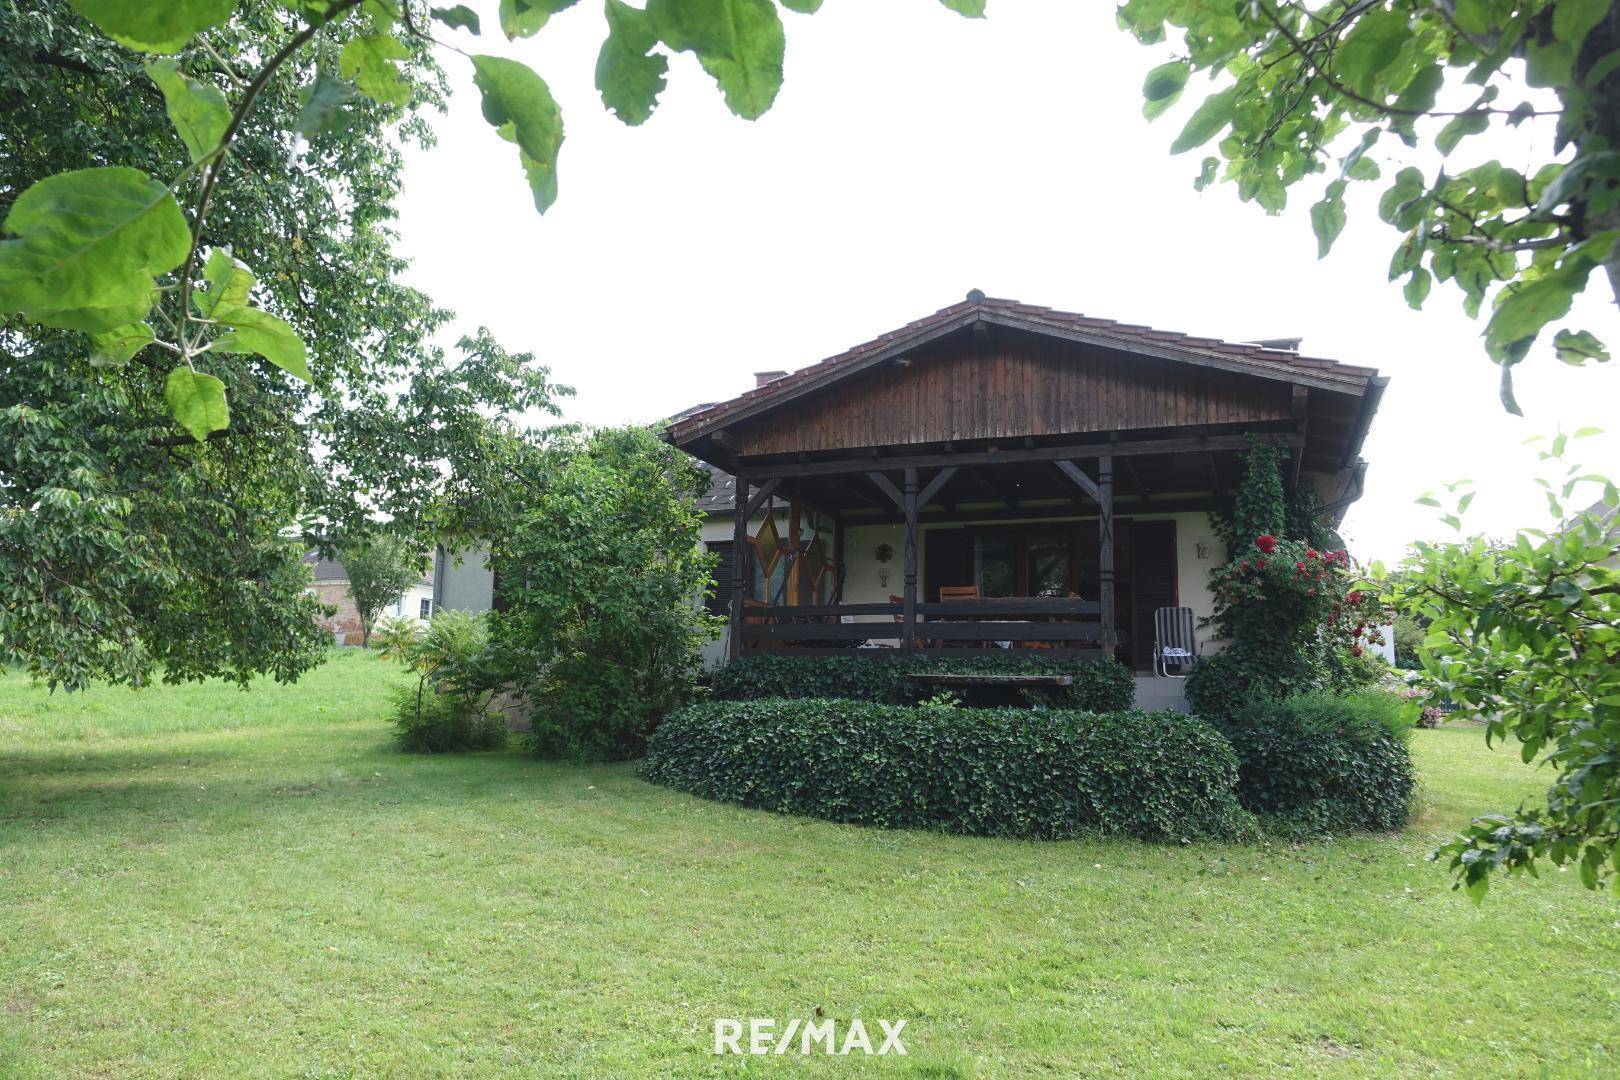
[716,432,1295,669]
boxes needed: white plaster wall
[437,545,494,614]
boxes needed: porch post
[902,466,919,655]
[728,476,750,661]
[1098,456,1116,653]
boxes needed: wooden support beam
[1289,385,1310,488]
[1098,456,1116,652]
[1206,452,1224,499]
[902,467,919,656]
[1054,459,1101,503]
[728,477,750,661]
[832,516,845,603]
[786,495,802,606]
[743,477,780,519]
[917,465,958,508]
[736,432,1303,480]
[866,470,904,510]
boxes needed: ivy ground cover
[1,651,1615,1076]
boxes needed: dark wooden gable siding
[730,328,1294,456]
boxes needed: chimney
[1248,336,1302,353]
[754,370,788,388]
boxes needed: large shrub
[1189,437,1380,724]
[491,427,720,760]
[709,653,911,704]
[1216,690,1415,836]
[387,611,507,753]
[642,699,1254,842]
[708,652,1135,711]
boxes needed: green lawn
[1,653,1615,1077]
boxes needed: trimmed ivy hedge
[642,699,1256,841]
[707,652,1136,711]
[1216,691,1415,836]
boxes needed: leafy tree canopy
[1,2,564,689]
[340,532,426,646]
[489,426,720,760]
[1121,0,1620,413]
[1381,431,1620,898]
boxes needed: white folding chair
[1153,606,1199,678]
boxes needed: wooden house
[667,291,1386,672]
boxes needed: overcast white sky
[393,0,1618,565]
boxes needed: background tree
[1121,0,1619,412]
[341,533,424,647]
[489,426,719,761]
[0,2,564,689]
[1383,435,1620,898]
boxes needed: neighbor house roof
[302,552,434,588]
[667,291,1381,446]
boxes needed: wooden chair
[934,585,984,648]
[938,585,981,602]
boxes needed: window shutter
[705,541,736,616]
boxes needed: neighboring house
[1577,498,1620,571]
[667,291,1385,676]
[435,292,1387,690]
[304,553,437,646]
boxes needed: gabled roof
[668,291,1380,446]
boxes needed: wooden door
[1129,521,1178,671]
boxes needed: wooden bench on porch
[906,671,1074,707]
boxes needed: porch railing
[736,597,1104,658]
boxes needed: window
[968,526,1078,597]
[419,598,433,620]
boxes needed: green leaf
[88,322,156,367]
[779,0,823,11]
[164,367,229,442]
[1142,86,1181,120]
[339,33,412,107]
[1451,0,1495,35]
[213,308,311,381]
[939,0,986,15]
[1532,151,1620,219]
[1436,112,1489,157]
[145,60,231,164]
[1553,328,1610,364]
[1142,60,1189,102]
[470,55,566,213]
[1526,38,1576,87]
[1485,268,1589,358]
[596,0,669,126]
[648,0,786,120]
[431,4,482,33]
[1554,0,1608,51]
[0,167,190,333]
[1404,267,1432,309]
[196,249,311,382]
[499,0,579,39]
[1170,86,1236,155]
[66,0,236,53]
[296,70,361,139]
[1335,8,1407,90]
[1310,185,1346,259]
[1377,166,1425,225]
